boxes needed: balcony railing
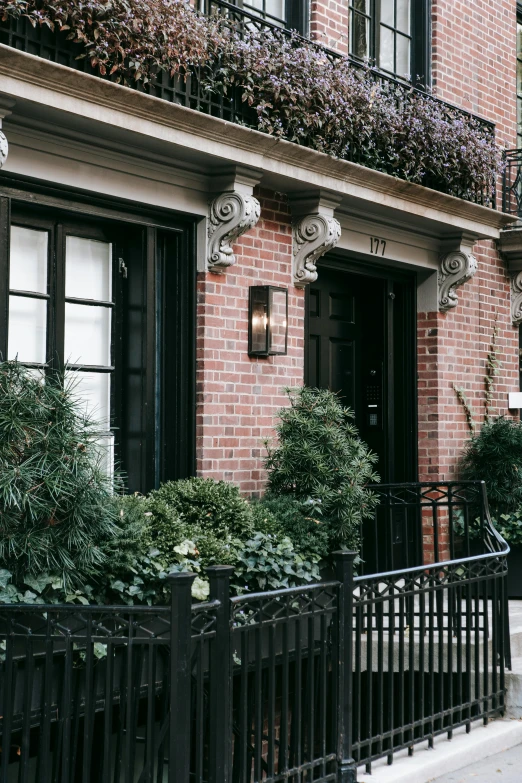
[502,148,522,216]
[0,3,497,207]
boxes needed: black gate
[0,482,510,782]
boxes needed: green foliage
[0,362,130,586]
[492,510,522,547]
[256,494,330,562]
[146,478,253,568]
[265,387,380,550]
[460,417,522,516]
[235,532,320,593]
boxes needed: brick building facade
[0,0,521,521]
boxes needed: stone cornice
[0,45,516,240]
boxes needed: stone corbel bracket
[438,234,478,312]
[290,190,342,287]
[498,225,522,325]
[207,165,262,272]
[0,96,15,170]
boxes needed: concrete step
[357,718,522,783]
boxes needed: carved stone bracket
[290,190,342,287]
[438,234,478,312]
[0,96,15,170]
[438,250,478,311]
[497,225,522,325]
[511,271,522,325]
[207,165,262,272]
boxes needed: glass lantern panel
[64,303,111,366]
[8,295,47,363]
[9,226,48,294]
[65,236,112,302]
[268,289,287,354]
[250,290,268,354]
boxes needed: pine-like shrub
[265,387,380,550]
[0,362,135,586]
[459,416,522,516]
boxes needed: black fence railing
[0,481,509,782]
[502,148,522,216]
[0,8,497,207]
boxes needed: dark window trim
[348,0,431,89]
[0,173,198,490]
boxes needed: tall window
[348,0,430,85]
[0,192,196,493]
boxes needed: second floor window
[349,0,430,85]
[199,0,309,36]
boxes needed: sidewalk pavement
[429,743,522,782]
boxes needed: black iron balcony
[0,2,497,207]
[503,148,522,217]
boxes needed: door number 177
[370,237,387,256]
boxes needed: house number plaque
[370,236,387,256]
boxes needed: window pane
[9,226,48,294]
[397,0,410,33]
[65,236,112,301]
[380,0,394,27]
[352,13,370,59]
[396,33,411,77]
[351,0,370,12]
[64,303,111,366]
[66,370,111,428]
[8,295,47,363]
[266,0,284,19]
[379,27,395,71]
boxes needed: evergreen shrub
[256,494,330,562]
[265,387,380,550]
[460,417,522,517]
[0,362,137,586]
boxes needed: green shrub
[0,362,134,586]
[459,417,522,516]
[265,387,380,550]
[256,494,330,562]
[235,532,320,593]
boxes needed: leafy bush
[459,417,522,516]
[265,387,380,550]
[0,0,500,202]
[235,532,320,592]
[256,494,330,562]
[0,362,137,586]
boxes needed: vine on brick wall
[453,316,501,434]
[0,0,501,202]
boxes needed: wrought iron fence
[0,482,510,781]
[0,8,496,207]
[502,148,522,216]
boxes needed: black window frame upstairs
[348,0,431,88]
[200,0,309,36]
[0,176,197,494]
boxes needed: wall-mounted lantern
[248,286,288,357]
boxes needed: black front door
[306,260,417,567]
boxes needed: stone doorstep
[357,718,522,783]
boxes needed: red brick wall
[309,0,349,55]
[196,189,304,496]
[417,1,518,503]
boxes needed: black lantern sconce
[248,286,288,357]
